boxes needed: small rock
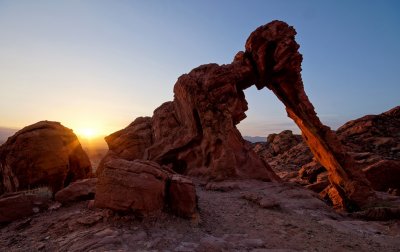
[76,214,103,226]
[239,238,265,248]
[205,181,241,192]
[55,178,97,204]
[175,242,199,251]
[36,242,45,250]
[87,199,95,209]
[198,235,229,251]
[14,218,32,231]
[48,202,62,211]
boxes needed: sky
[0,0,399,138]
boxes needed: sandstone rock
[101,64,279,181]
[96,117,152,176]
[306,180,330,193]
[363,160,400,192]
[55,178,97,204]
[266,130,303,156]
[0,121,92,194]
[95,157,199,218]
[252,131,313,174]
[0,190,51,223]
[205,181,242,192]
[167,174,197,218]
[97,20,378,211]
[254,106,399,199]
[337,106,400,160]
[298,161,326,183]
[245,21,375,210]
[95,159,168,216]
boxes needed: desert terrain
[1,20,399,252]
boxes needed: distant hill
[243,136,266,143]
[0,127,18,144]
[78,136,108,150]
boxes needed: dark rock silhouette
[0,121,92,194]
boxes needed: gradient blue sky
[0,0,399,137]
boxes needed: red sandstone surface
[0,121,92,194]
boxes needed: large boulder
[95,159,168,216]
[55,178,97,204]
[0,188,52,223]
[167,174,197,218]
[266,130,303,156]
[95,158,197,218]
[363,160,400,192]
[96,117,152,176]
[0,121,92,194]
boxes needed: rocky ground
[1,179,399,252]
[251,106,400,198]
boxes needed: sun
[75,127,98,139]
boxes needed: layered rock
[253,130,313,174]
[95,159,197,218]
[95,159,168,215]
[337,106,400,161]
[168,174,198,217]
[100,62,279,181]
[244,21,376,210]
[0,121,92,194]
[253,106,400,197]
[55,178,97,204]
[0,187,52,223]
[363,160,400,193]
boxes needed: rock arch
[99,21,375,211]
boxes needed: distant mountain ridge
[243,136,267,143]
[0,127,18,144]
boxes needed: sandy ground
[1,180,399,252]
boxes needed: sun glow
[75,127,99,139]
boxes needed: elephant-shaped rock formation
[99,20,376,211]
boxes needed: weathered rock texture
[253,106,399,197]
[363,160,400,192]
[0,188,52,223]
[95,159,168,215]
[337,106,400,162]
[99,68,278,181]
[245,21,375,210]
[95,159,197,218]
[253,130,313,174]
[168,174,198,217]
[98,20,376,211]
[0,121,92,195]
[55,178,97,204]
